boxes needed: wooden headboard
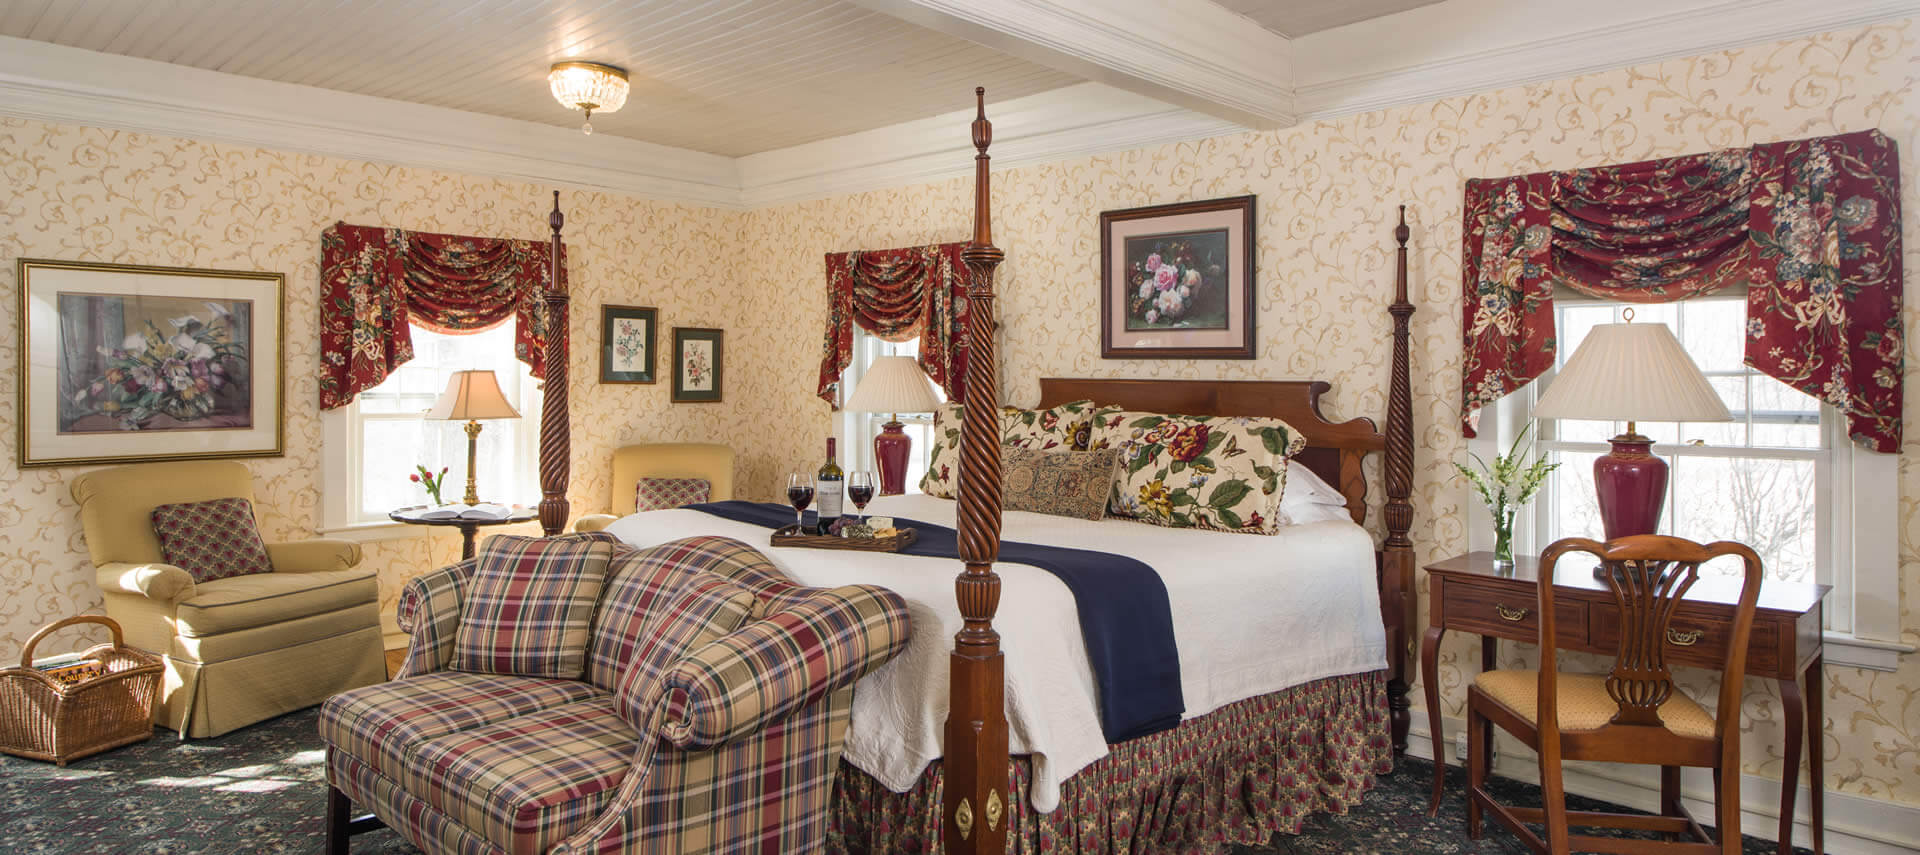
[1035,378,1385,526]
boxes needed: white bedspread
[604,494,1386,811]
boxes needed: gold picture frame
[17,258,286,467]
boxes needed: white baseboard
[1406,716,1920,855]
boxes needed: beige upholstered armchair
[575,442,735,532]
[69,461,386,737]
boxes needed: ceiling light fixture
[548,61,629,135]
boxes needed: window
[835,329,945,490]
[1481,288,1906,669]
[322,323,541,533]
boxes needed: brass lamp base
[463,420,483,505]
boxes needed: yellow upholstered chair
[69,461,386,738]
[575,442,734,532]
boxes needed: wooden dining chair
[1466,534,1764,855]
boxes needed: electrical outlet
[1454,731,1469,762]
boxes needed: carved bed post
[945,87,1009,855]
[539,191,571,536]
[1382,205,1416,755]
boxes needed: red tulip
[410,474,420,482]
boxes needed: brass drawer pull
[1494,604,1529,622]
[1667,628,1704,646]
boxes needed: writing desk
[1422,551,1828,855]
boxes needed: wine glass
[785,471,815,531]
[846,471,876,523]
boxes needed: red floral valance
[1461,130,1903,452]
[319,222,565,410]
[816,242,970,405]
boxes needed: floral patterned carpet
[0,709,1809,854]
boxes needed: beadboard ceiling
[0,0,1080,156]
[1214,0,1442,37]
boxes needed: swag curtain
[319,222,566,410]
[816,242,971,405]
[1461,129,1903,452]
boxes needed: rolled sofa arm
[393,559,478,678]
[573,514,618,533]
[96,562,196,602]
[659,584,910,749]
[266,538,363,572]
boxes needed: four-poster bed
[533,89,1416,852]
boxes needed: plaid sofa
[318,535,910,855]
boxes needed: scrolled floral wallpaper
[736,20,1920,809]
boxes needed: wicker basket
[0,615,163,766]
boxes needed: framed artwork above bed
[599,304,656,384]
[1100,195,1256,360]
[671,327,723,403]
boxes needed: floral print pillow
[919,400,1097,497]
[1090,410,1307,535]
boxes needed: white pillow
[1277,461,1351,526]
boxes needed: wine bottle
[816,438,845,534]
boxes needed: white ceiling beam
[842,0,1297,129]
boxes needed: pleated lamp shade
[428,370,521,421]
[845,357,941,414]
[1533,322,1730,424]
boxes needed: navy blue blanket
[685,501,1184,743]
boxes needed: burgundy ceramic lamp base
[873,420,912,496]
[1591,429,1668,576]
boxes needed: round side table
[388,508,540,560]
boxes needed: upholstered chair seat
[70,461,386,738]
[1472,669,1717,740]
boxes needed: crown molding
[0,35,744,210]
[1294,0,1920,120]
[844,0,1295,128]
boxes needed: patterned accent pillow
[612,573,759,729]
[150,497,275,583]
[1002,447,1121,521]
[920,400,1098,497]
[1090,410,1307,535]
[449,534,616,679]
[635,477,711,511]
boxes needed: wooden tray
[771,524,918,552]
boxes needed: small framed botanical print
[671,327,723,403]
[599,304,657,384]
[17,258,285,467]
[1100,195,1256,359]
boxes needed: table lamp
[844,356,942,495]
[1531,315,1730,542]
[428,370,521,505]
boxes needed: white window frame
[833,329,941,491]
[319,325,542,542]
[1470,292,1909,671]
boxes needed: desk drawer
[1589,605,1779,675]
[1442,579,1587,644]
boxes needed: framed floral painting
[671,327,723,403]
[17,258,285,467]
[1100,195,1256,359]
[599,304,657,384]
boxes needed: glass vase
[1491,504,1516,570]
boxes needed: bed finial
[948,86,1009,855]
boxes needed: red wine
[785,486,814,511]
[816,438,844,534]
[848,485,875,508]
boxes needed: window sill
[1822,631,1915,672]
[318,520,434,544]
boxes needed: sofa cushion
[174,568,378,636]
[150,496,274,582]
[451,534,616,679]
[613,573,758,728]
[401,696,637,854]
[318,671,602,782]
[635,477,711,511]
[585,537,766,691]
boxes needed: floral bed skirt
[826,670,1390,854]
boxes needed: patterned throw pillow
[1090,410,1307,535]
[1002,447,1121,521]
[920,400,1098,498]
[635,477,711,511]
[150,497,275,583]
[449,534,616,679]
[612,573,759,729]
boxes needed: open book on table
[398,503,520,521]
